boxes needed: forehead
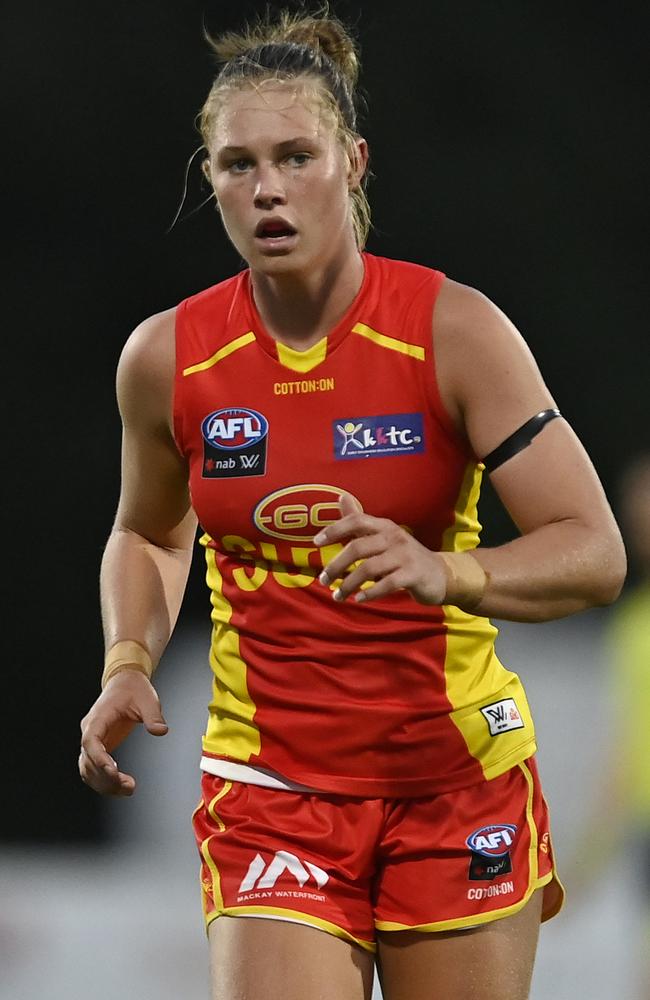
[210,80,333,150]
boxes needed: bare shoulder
[432,277,555,453]
[433,277,539,370]
[117,307,176,430]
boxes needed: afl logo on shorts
[466,824,517,858]
[254,484,352,541]
[466,823,517,882]
[201,407,268,479]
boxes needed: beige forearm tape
[101,640,153,689]
[438,551,489,611]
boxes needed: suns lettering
[221,535,269,591]
[258,541,313,588]
[220,536,339,592]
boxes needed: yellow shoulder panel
[352,322,425,361]
[183,331,256,376]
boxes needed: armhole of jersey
[172,300,187,458]
[423,273,474,458]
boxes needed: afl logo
[254,484,354,542]
[466,824,517,858]
[201,408,268,451]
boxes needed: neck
[250,240,364,351]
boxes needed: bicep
[114,311,197,549]
[435,280,615,535]
[488,418,616,536]
[117,421,196,548]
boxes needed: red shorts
[193,757,564,953]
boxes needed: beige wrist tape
[101,640,153,689]
[438,551,489,611]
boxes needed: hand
[314,493,447,605]
[78,669,168,796]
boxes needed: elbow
[588,537,627,607]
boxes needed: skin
[79,78,627,997]
[207,890,543,1000]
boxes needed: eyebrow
[218,136,318,157]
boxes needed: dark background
[4,1,647,841]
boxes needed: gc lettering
[258,501,340,534]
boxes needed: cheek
[300,163,349,219]
[213,183,244,229]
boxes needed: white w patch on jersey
[480,697,525,736]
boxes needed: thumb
[141,695,168,736]
[339,492,364,517]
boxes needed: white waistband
[200,757,321,793]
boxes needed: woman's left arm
[432,278,626,621]
[316,279,626,622]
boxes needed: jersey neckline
[241,252,372,373]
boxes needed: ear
[202,159,221,215]
[347,137,369,191]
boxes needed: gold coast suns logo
[253,484,354,541]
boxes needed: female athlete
[78,10,626,1000]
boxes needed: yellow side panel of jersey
[442,462,537,779]
[202,535,261,762]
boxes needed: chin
[248,245,310,276]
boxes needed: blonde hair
[200,7,371,249]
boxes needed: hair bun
[209,9,359,89]
[282,14,359,88]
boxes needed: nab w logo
[238,851,329,892]
[239,453,260,470]
[480,697,525,736]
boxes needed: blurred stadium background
[3,1,648,997]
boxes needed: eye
[228,158,253,174]
[286,153,311,167]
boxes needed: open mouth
[254,218,298,241]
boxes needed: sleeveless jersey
[173,252,537,797]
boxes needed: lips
[254,217,297,239]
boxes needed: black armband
[482,408,561,473]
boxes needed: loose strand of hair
[165,144,210,234]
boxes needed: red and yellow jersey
[173,252,537,797]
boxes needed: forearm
[100,526,193,667]
[468,519,626,623]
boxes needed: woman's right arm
[79,309,198,797]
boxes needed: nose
[253,163,287,209]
